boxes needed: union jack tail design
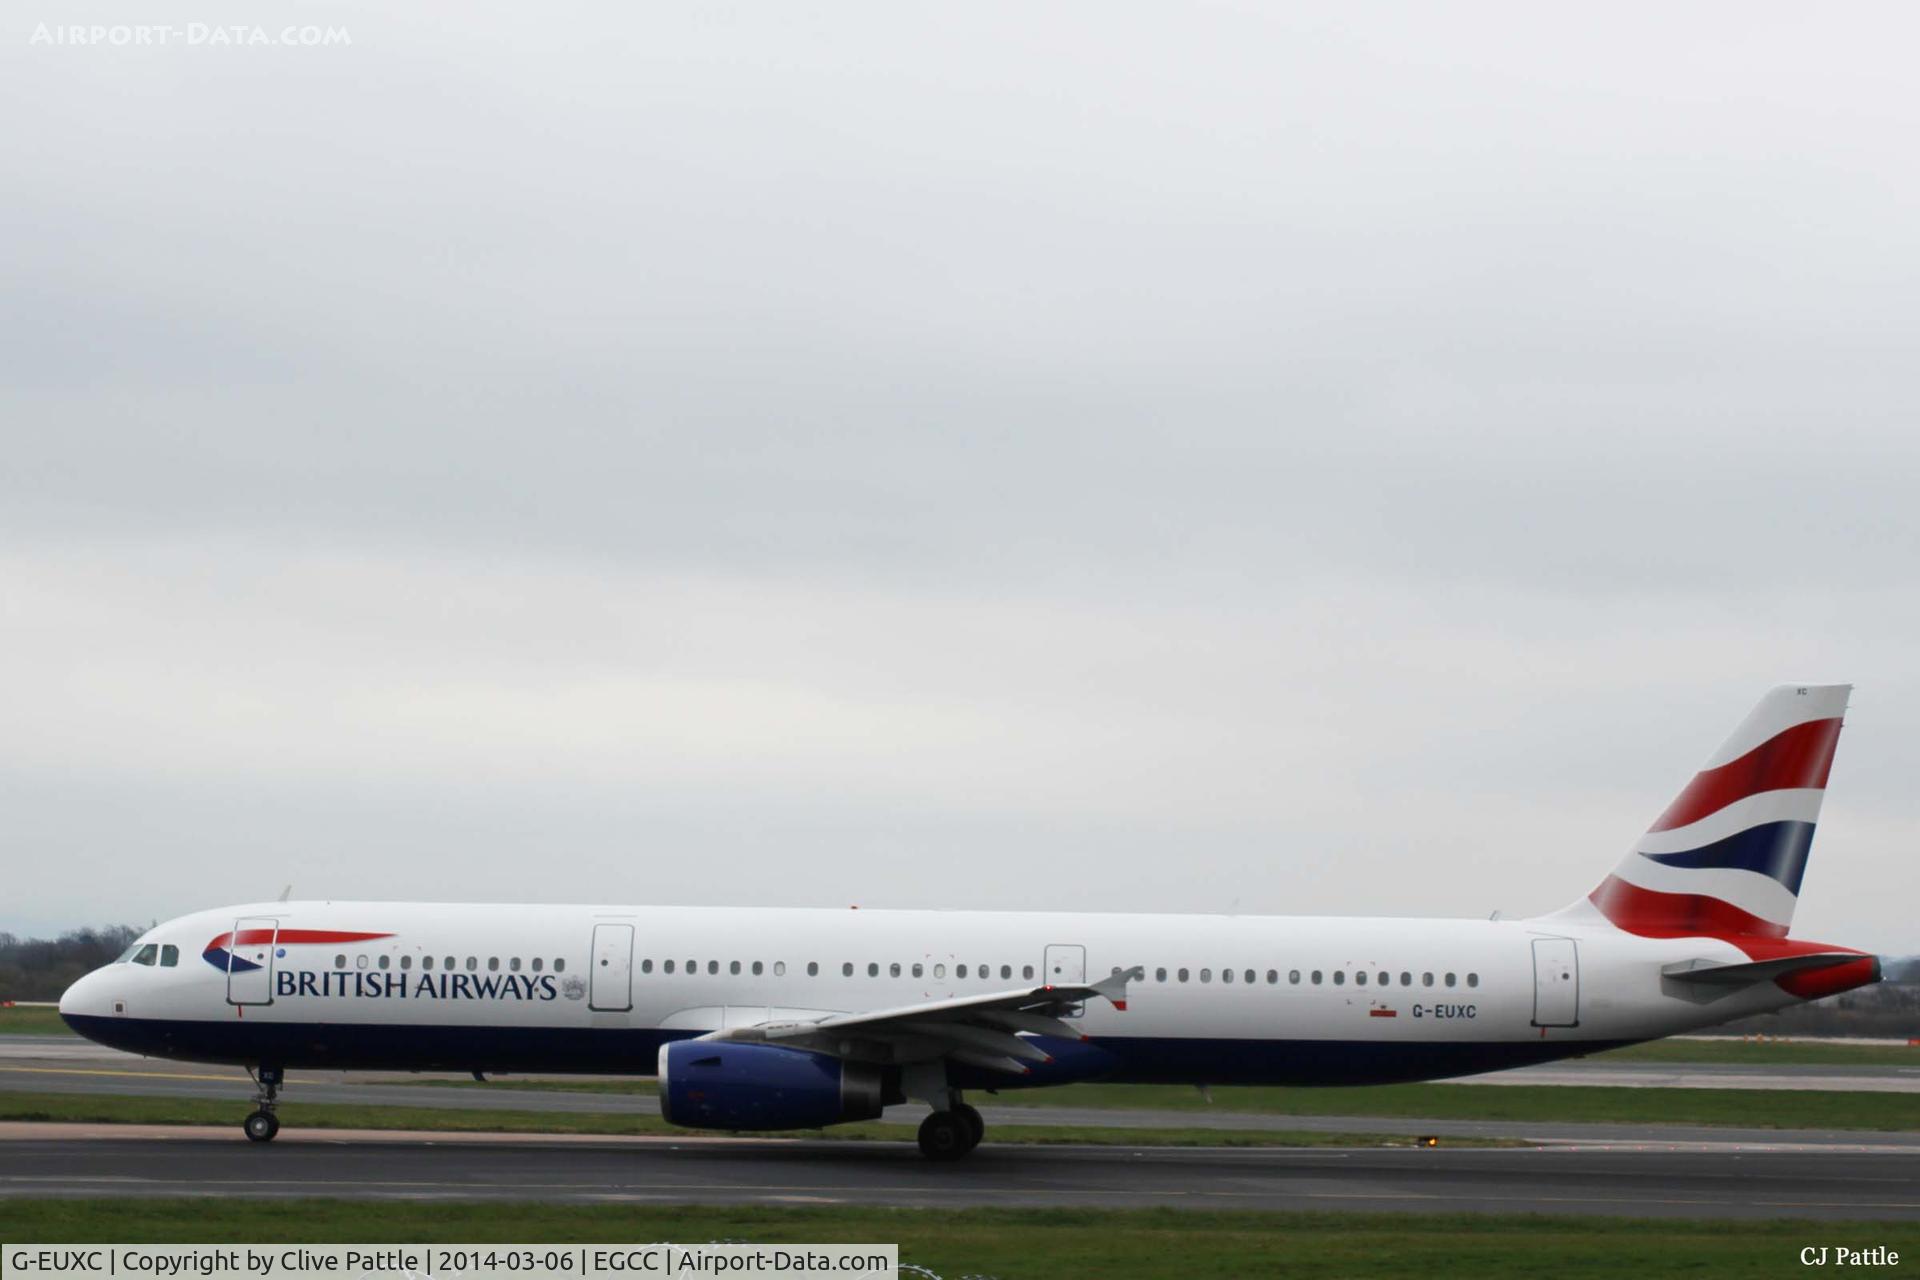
[1584,684,1848,940]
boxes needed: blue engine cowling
[657,1040,888,1131]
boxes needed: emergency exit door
[225,917,278,1006]
[590,923,634,1012]
[1531,937,1579,1027]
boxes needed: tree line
[0,926,144,1001]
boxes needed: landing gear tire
[917,1111,973,1161]
[243,1110,280,1143]
[953,1103,985,1151]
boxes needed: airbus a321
[60,684,1882,1158]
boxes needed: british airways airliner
[59,685,1882,1159]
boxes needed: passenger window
[979,964,989,980]
[465,957,477,971]
[640,959,653,974]
[731,961,742,975]
[933,964,946,978]
[686,958,696,973]
[664,960,675,974]
[912,963,924,978]
[1333,971,1346,985]
[1312,970,1323,984]
[1001,964,1012,979]
[956,964,968,979]
[842,962,853,976]
[554,958,566,973]
[771,961,783,976]
[378,955,390,970]
[1355,971,1367,986]
[1177,968,1190,983]
[487,957,499,972]
[358,955,370,970]
[1288,970,1300,984]
[1445,972,1456,987]
[133,944,157,966]
[423,956,434,971]
[867,962,879,977]
[890,963,901,977]
[159,945,179,967]
[707,960,719,975]
[1022,965,1035,980]
[400,955,412,971]
[1155,967,1167,982]
[806,961,817,976]
[1400,972,1411,986]
[752,961,764,975]
[531,957,543,972]
[1468,973,1480,988]
[510,957,522,972]
[1244,969,1255,984]
[1222,968,1234,984]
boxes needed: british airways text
[273,971,559,1001]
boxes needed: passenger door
[1531,937,1579,1027]
[225,917,278,1006]
[590,922,635,1012]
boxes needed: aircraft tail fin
[1576,684,1849,939]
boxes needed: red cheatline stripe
[1588,875,1788,940]
[1368,1009,1397,1018]
[1649,717,1842,833]
[204,929,393,950]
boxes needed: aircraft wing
[701,967,1142,1074]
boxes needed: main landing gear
[243,1065,283,1142]
[917,1096,985,1161]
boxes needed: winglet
[1091,966,1145,1012]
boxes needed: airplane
[58,683,1883,1159]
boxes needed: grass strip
[383,1075,1920,1131]
[3,1201,1915,1278]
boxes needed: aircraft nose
[58,967,114,1023]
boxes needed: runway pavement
[1,1126,1916,1219]
[4,1034,1918,1151]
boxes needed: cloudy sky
[3,4,1916,955]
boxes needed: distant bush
[0,925,144,1001]
[1709,971,1920,1039]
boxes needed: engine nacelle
[657,1040,887,1131]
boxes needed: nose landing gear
[244,1065,283,1142]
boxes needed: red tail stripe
[205,929,393,950]
[1648,717,1842,833]
[1588,876,1788,941]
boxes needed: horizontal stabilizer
[1660,952,1863,986]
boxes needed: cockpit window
[132,944,158,966]
[159,944,179,967]
[117,943,143,963]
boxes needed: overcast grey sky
[3,4,1916,954]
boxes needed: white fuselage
[60,899,1800,1086]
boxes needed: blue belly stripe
[61,1014,1627,1089]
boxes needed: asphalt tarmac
[2,1125,1916,1219]
[5,1035,1919,1151]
